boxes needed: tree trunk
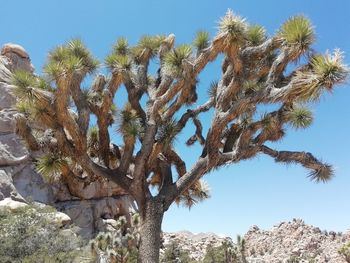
[138,198,164,263]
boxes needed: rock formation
[244,219,350,263]
[162,219,350,262]
[0,43,134,238]
[161,231,230,261]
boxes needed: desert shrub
[202,236,246,263]
[202,244,227,263]
[286,255,301,263]
[0,204,82,263]
[339,242,350,262]
[161,241,195,263]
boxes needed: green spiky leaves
[279,15,315,53]
[311,50,348,89]
[219,9,247,46]
[289,50,348,102]
[87,126,99,150]
[36,153,67,181]
[246,25,266,46]
[193,31,210,51]
[44,39,99,79]
[157,118,180,147]
[106,38,132,72]
[163,44,193,77]
[242,80,264,94]
[287,107,313,129]
[118,104,143,138]
[131,35,165,62]
[113,37,129,56]
[11,71,50,101]
[11,71,37,101]
[67,39,99,72]
[11,71,54,124]
[105,53,132,72]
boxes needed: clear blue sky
[1,0,349,237]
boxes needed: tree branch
[260,145,334,182]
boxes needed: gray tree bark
[138,198,164,263]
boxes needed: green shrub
[339,242,350,262]
[0,204,81,263]
[286,255,301,263]
[202,236,246,263]
[161,241,195,263]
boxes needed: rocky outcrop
[0,43,38,204]
[161,220,350,262]
[162,231,230,261]
[244,219,350,263]
[0,43,133,238]
[56,196,135,238]
[0,197,28,211]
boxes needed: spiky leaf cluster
[36,153,67,181]
[118,104,143,138]
[287,107,313,129]
[131,35,165,61]
[208,80,218,100]
[44,39,99,79]
[219,9,247,46]
[176,180,210,209]
[308,163,334,183]
[15,100,31,115]
[157,118,180,147]
[242,80,264,93]
[163,44,193,77]
[105,53,132,72]
[193,31,210,51]
[12,70,54,125]
[113,37,129,56]
[289,50,348,101]
[87,126,99,150]
[279,15,315,54]
[246,25,266,46]
[11,71,51,101]
[311,50,349,89]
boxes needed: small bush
[286,255,301,263]
[202,237,246,263]
[339,242,350,262]
[161,241,194,263]
[0,204,81,263]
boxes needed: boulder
[1,43,33,72]
[46,211,72,227]
[0,197,27,211]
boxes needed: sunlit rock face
[0,43,133,237]
[0,43,44,203]
[162,220,350,262]
[244,219,350,263]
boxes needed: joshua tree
[89,215,140,263]
[12,10,348,262]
